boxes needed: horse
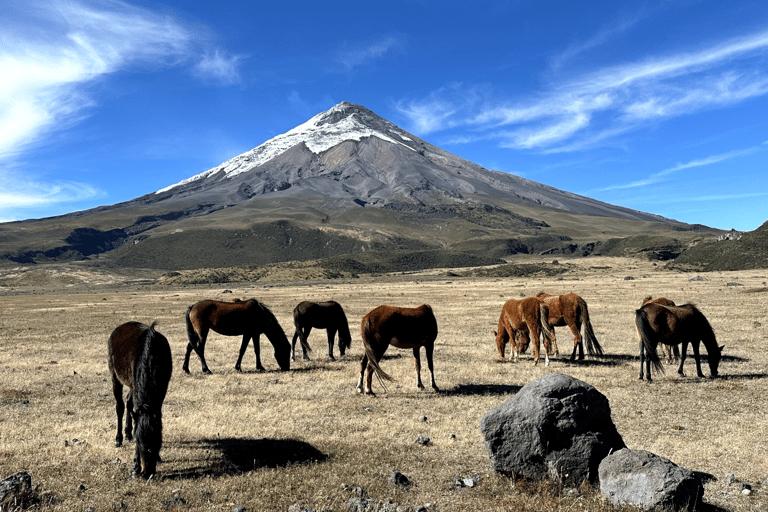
[107,321,172,479]
[641,296,680,364]
[357,304,438,395]
[183,298,291,374]
[635,302,723,383]
[537,292,603,361]
[492,297,554,366]
[291,300,352,361]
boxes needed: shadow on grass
[163,437,328,480]
[445,383,522,396]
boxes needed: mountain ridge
[0,102,719,270]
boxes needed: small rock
[351,487,367,498]
[113,458,121,465]
[421,416,428,422]
[724,473,736,485]
[347,497,374,511]
[232,507,246,512]
[414,435,430,446]
[388,470,411,490]
[740,482,752,493]
[162,496,186,507]
[462,477,478,488]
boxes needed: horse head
[134,405,163,478]
[709,344,725,377]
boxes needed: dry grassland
[1,257,767,511]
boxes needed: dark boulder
[599,448,703,511]
[480,373,625,485]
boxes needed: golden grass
[1,256,766,511]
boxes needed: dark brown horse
[108,321,172,479]
[492,297,553,366]
[641,296,680,364]
[357,304,438,395]
[537,292,603,361]
[291,300,352,361]
[635,302,723,383]
[183,298,291,374]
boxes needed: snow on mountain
[156,102,414,194]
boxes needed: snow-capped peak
[156,102,414,194]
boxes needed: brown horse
[357,304,438,395]
[635,302,723,383]
[537,292,603,361]
[291,300,352,361]
[492,297,553,366]
[108,321,172,479]
[183,298,291,374]
[641,296,680,364]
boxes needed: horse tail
[579,301,604,357]
[538,302,552,341]
[338,308,352,351]
[361,316,394,383]
[635,307,665,375]
[185,306,200,350]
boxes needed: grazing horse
[492,297,554,366]
[357,304,438,395]
[108,321,172,479]
[537,292,603,361]
[641,296,680,364]
[635,302,723,383]
[291,300,352,361]
[183,298,291,374]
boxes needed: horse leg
[690,340,705,378]
[327,328,337,360]
[189,327,212,374]
[356,354,368,393]
[425,341,439,392]
[639,339,647,381]
[255,334,266,371]
[291,330,299,362]
[300,327,312,360]
[677,341,689,377]
[235,334,251,372]
[413,347,425,390]
[568,322,583,361]
[112,375,125,447]
[125,391,135,442]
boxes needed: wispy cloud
[597,147,761,192]
[0,0,244,161]
[395,28,768,152]
[336,35,404,71]
[194,50,247,85]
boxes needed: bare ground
[1,256,766,511]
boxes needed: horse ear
[719,345,725,352]
[492,330,497,336]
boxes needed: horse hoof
[115,440,122,448]
[234,366,242,372]
[203,369,213,375]
[182,368,190,374]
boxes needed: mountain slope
[0,102,715,270]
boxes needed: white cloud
[336,35,403,71]
[0,0,244,161]
[597,147,761,192]
[396,28,768,153]
[194,50,247,85]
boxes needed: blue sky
[2,0,768,231]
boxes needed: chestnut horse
[635,302,723,383]
[642,296,679,364]
[537,292,603,361]
[108,321,172,479]
[492,297,553,366]
[291,300,352,361]
[183,298,291,374]
[357,304,438,395]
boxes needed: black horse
[108,321,172,478]
[291,300,352,361]
[635,302,723,383]
[184,298,291,374]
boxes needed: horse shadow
[445,383,522,396]
[162,437,328,479]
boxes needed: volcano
[0,102,709,270]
